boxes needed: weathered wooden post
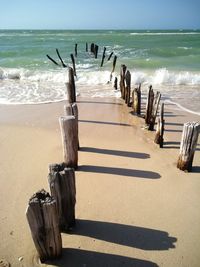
[177,122,200,172]
[48,164,76,231]
[26,189,62,262]
[108,52,113,61]
[119,64,127,99]
[56,49,67,67]
[64,103,79,149]
[90,43,95,54]
[94,45,99,59]
[148,91,161,130]
[75,44,78,57]
[114,77,118,90]
[86,42,88,52]
[145,85,154,125]
[125,70,131,106]
[70,54,76,77]
[154,103,165,147]
[110,55,117,81]
[59,116,78,169]
[132,84,141,115]
[100,47,106,67]
[66,67,76,103]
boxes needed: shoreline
[0,96,200,267]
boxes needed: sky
[0,0,200,30]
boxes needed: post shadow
[46,248,159,267]
[77,100,123,105]
[78,165,161,179]
[80,147,150,159]
[163,141,180,149]
[70,220,177,251]
[79,119,131,127]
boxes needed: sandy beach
[0,96,200,267]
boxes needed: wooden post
[90,43,95,54]
[94,45,99,59]
[154,103,165,147]
[48,164,76,231]
[125,70,131,106]
[26,189,62,262]
[75,43,77,57]
[100,47,106,67]
[67,67,76,102]
[56,49,67,67]
[148,91,161,130]
[110,55,117,81]
[177,122,200,172]
[145,85,154,125]
[114,77,118,90]
[86,42,88,52]
[64,103,79,149]
[70,54,76,77]
[46,54,60,66]
[59,116,78,169]
[108,52,113,61]
[119,64,127,99]
[132,84,141,115]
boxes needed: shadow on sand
[78,165,161,179]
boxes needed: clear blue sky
[0,0,199,30]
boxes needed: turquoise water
[0,29,200,112]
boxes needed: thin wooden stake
[86,42,88,52]
[132,84,141,115]
[75,43,78,57]
[46,54,60,66]
[119,64,127,99]
[110,55,117,81]
[48,164,76,231]
[70,54,77,77]
[154,103,165,147]
[90,43,95,54]
[114,77,118,90]
[100,47,106,67]
[56,49,67,67]
[125,70,131,106]
[94,45,99,59]
[145,85,154,125]
[26,189,62,262]
[148,91,161,130]
[108,52,113,61]
[59,116,78,169]
[177,122,200,172]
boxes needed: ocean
[0,29,200,114]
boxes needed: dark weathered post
[90,43,95,54]
[59,116,78,169]
[114,77,118,90]
[70,54,76,77]
[86,42,88,52]
[100,47,106,67]
[26,190,62,262]
[148,91,161,130]
[177,122,200,172]
[119,64,127,99]
[48,164,76,231]
[66,67,76,103]
[94,45,99,59]
[145,85,154,125]
[132,84,141,115]
[125,70,131,106]
[56,49,67,67]
[110,55,117,81]
[108,52,113,61]
[75,43,78,57]
[154,103,165,147]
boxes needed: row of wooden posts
[118,63,200,172]
[26,68,79,262]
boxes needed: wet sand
[0,97,199,267]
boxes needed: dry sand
[0,97,199,267]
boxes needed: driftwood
[48,164,76,231]
[108,52,113,61]
[70,54,77,77]
[148,91,161,130]
[94,45,99,59]
[100,47,106,67]
[114,77,118,90]
[59,116,78,169]
[75,43,77,57]
[119,64,127,99]
[132,84,141,115]
[125,70,131,106]
[26,189,62,262]
[154,103,164,147]
[145,85,154,125]
[177,122,200,172]
[46,54,60,66]
[56,49,67,68]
